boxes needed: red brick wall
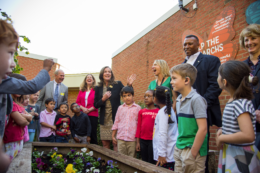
[112,0,257,151]
[67,88,80,116]
[17,56,59,81]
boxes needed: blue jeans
[39,134,55,142]
[29,132,35,142]
[55,136,68,143]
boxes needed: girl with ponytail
[152,86,178,171]
[216,60,260,172]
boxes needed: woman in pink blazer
[76,74,98,144]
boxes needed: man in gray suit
[37,69,68,112]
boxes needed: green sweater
[148,77,172,101]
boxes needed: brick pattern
[67,88,80,116]
[112,0,257,151]
[17,56,59,81]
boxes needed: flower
[81,148,87,153]
[42,163,48,170]
[86,162,91,166]
[76,152,80,155]
[56,156,60,161]
[53,147,58,152]
[36,158,41,164]
[34,148,36,151]
[71,149,75,153]
[65,164,76,173]
[109,85,113,88]
[64,158,67,163]
[97,157,101,161]
[80,153,83,156]
[86,169,90,173]
[89,151,93,156]
[53,163,57,167]
[58,154,63,158]
[107,160,113,165]
[73,162,76,165]
[111,165,114,169]
[40,151,44,156]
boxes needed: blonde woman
[240,24,260,151]
[76,74,98,144]
[148,60,175,102]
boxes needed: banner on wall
[246,0,260,24]
[182,6,238,63]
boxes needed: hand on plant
[127,74,137,86]
[74,137,80,143]
[87,137,91,144]
[156,156,167,166]
[112,137,117,145]
[136,142,140,151]
[43,59,54,72]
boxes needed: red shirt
[76,89,98,117]
[3,102,25,143]
[135,108,159,140]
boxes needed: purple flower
[111,165,114,169]
[107,160,113,165]
[56,156,60,161]
[115,162,117,164]
[86,162,91,166]
[73,162,76,165]
[53,163,57,167]
[97,157,101,161]
[42,163,48,170]
[71,149,75,153]
[36,158,42,164]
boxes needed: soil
[32,153,116,173]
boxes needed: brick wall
[67,88,80,116]
[112,0,257,151]
[17,56,58,81]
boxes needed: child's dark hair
[219,60,259,100]
[120,86,134,96]
[153,86,174,124]
[58,102,68,110]
[45,98,55,105]
[70,103,77,111]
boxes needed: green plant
[0,9,31,74]
[73,157,84,171]
[106,160,121,173]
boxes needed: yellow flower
[34,148,36,151]
[58,154,63,158]
[65,164,75,173]
[109,85,113,88]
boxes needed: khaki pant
[118,139,136,157]
[173,146,206,173]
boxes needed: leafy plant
[0,9,31,74]
[73,157,84,172]
[106,160,121,173]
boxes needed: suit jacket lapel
[193,53,203,68]
[50,81,54,97]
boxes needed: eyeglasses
[144,95,153,98]
[72,105,80,110]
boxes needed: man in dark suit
[183,35,222,172]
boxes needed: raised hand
[127,74,137,86]
[43,59,54,72]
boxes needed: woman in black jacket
[240,24,260,151]
[94,66,136,150]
